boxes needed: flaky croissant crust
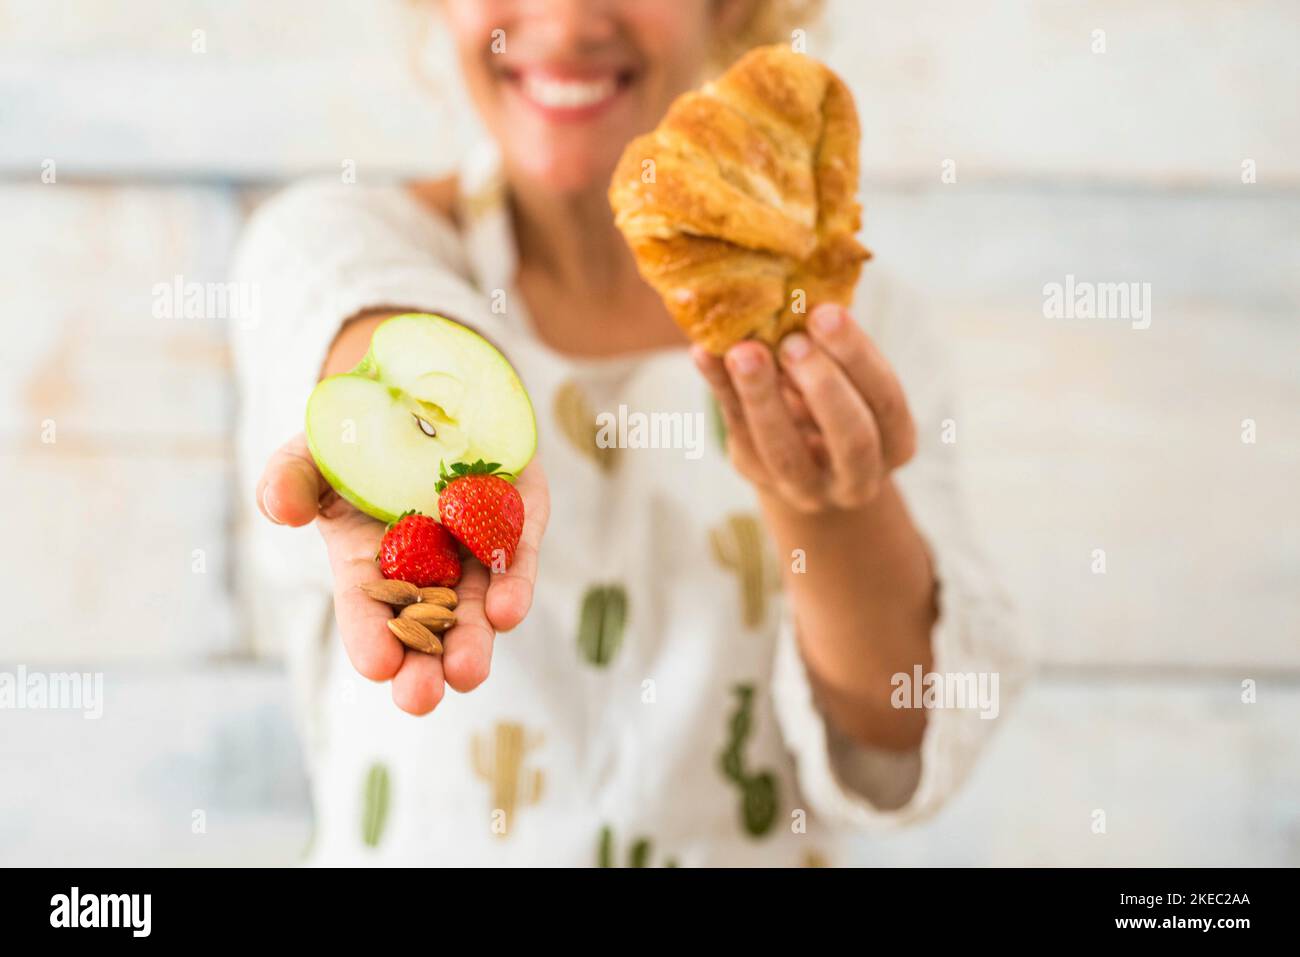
[609,44,870,354]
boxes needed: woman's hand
[692,303,917,512]
[256,434,550,716]
[695,301,935,749]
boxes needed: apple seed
[413,413,437,438]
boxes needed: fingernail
[727,345,762,377]
[780,332,812,363]
[259,485,285,525]
[811,305,845,335]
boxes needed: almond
[418,586,458,609]
[399,602,456,632]
[387,617,443,655]
[359,580,421,606]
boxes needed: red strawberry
[436,460,525,571]
[377,511,461,587]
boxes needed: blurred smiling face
[441,0,724,193]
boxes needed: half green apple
[306,314,536,523]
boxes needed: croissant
[609,44,870,355]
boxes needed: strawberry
[377,511,461,587]
[436,460,525,571]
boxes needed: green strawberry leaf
[436,458,514,493]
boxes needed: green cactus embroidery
[709,513,781,629]
[628,838,651,869]
[709,394,728,452]
[718,684,780,838]
[598,825,614,868]
[471,723,544,839]
[742,772,778,835]
[577,584,628,667]
[360,762,391,848]
[554,379,618,473]
[598,826,678,868]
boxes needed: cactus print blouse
[230,144,1026,866]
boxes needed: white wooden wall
[1,0,1296,865]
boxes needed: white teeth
[521,74,617,109]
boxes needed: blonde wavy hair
[711,0,827,71]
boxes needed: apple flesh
[305,314,536,523]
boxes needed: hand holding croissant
[612,45,911,512]
[693,302,916,514]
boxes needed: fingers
[318,507,407,683]
[722,341,824,503]
[692,346,743,423]
[485,459,550,632]
[441,559,494,693]
[391,648,445,715]
[257,433,329,527]
[806,304,917,468]
[691,346,766,477]
[777,331,884,504]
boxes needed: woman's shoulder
[249,175,457,232]
[407,177,462,230]
[236,175,468,273]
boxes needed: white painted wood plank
[0,666,310,866]
[953,306,1300,672]
[0,0,461,181]
[0,448,236,661]
[864,187,1300,310]
[852,679,1300,866]
[953,299,1299,670]
[0,0,1294,184]
[839,0,1300,187]
[0,184,240,662]
[864,187,1300,669]
[0,184,235,440]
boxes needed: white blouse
[229,145,1025,866]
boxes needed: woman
[232,0,1022,865]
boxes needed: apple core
[305,314,537,523]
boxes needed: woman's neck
[507,173,642,296]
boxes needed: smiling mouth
[504,68,636,116]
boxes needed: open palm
[256,434,550,714]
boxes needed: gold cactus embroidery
[709,513,781,628]
[803,851,829,868]
[461,172,506,221]
[471,722,544,838]
[554,379,617,472]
